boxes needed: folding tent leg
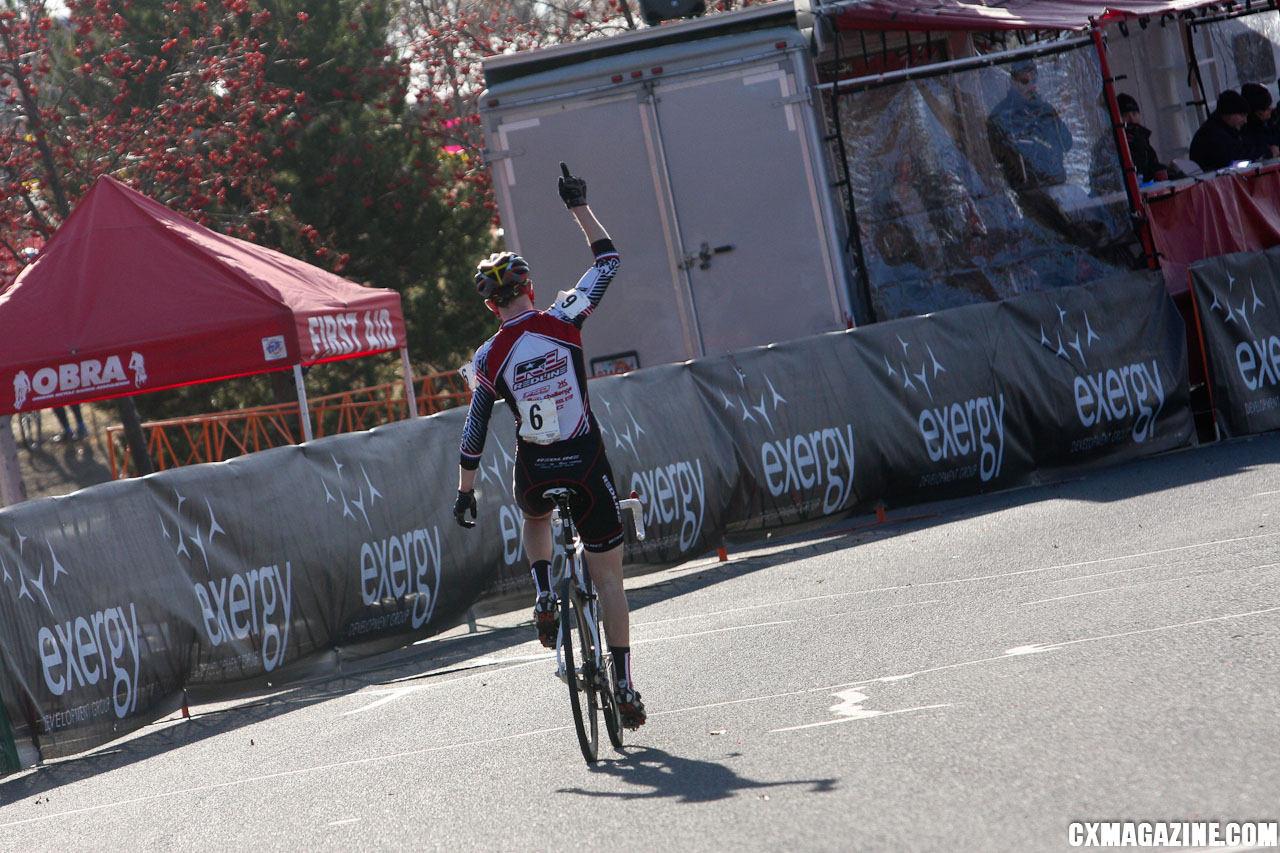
[400,347,419,418]
[294,364,313,443]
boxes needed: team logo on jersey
[513,349,568,390]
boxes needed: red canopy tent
[0,175,417,441]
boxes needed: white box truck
[479,2,856,373]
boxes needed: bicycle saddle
[542,487,574,501]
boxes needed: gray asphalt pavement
[1,432,1278,852]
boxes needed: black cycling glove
[453,489,477,529]
[558,162,587,209]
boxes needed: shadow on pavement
[557,745,836,802]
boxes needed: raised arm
[552,163,619,328]
[571,204,609,245]
[559,161,609,245]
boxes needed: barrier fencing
[0,272,1195,771]
[105,370,471,478]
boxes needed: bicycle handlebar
[619,498,645,541]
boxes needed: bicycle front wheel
[560,584,599,763]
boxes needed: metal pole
[815,36,1092,95]
[400,347,419,419]
[1091,21,1159,270]
[294,364,313,443]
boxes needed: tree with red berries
[0,0,762,468]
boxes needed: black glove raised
[557,161,587,209]
[453,489,477,529]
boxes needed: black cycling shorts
[513,432,624,552]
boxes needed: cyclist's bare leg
[587,542,645,727]
[584,543,629,647]
[522,512,553,566]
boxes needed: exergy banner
[0,272,1192,769]
[0,421,488,763]
[1189,246,1280,437]
[482,270,1192,588]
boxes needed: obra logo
[1,531,142,720]
[889,333,1005,483]
[322,455,441,631]
[12,351,147,410]
[1204,270,1279,393]
[164,490,293,672]
[1035,303,1165,443]
[719,366,855,515]
[597,397,708,552]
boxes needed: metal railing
[105,370,471,479]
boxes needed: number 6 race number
[518,398,561,445]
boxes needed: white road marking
[635,620,795,645]
[843,606,1280,689]
[771,705,952,732]
[327,818,360,826]
[341,686,424,715]
[644,531,1280,616]
[1045,563,1161,584]
[0,722,576,830]
[637,593,938,627]
[1004,644,1063,656]
[1040,531,1278,571]
[385,652,553,684]
[656,607,1280,722]
[7,607,1277,829]
[1017,563,1280,607]
[770,689,952,733]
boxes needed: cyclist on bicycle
[452,164,645,730]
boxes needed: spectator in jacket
[1090,92,1180,194]
[1241,82,1279,159]
[988,60,1074,190]
[1189,89,1253,172]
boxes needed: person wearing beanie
[1090,91,1180,194]
[1240,82,1280,159]
[1189,89,1254,171]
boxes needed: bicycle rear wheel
[590,600,623,749]
[601,645,624,749]
[560,583,599,763]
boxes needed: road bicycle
[545,486,645,764]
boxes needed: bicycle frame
[545,488,645,762]
[550,494,645,685]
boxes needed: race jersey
[459,239,620,470]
